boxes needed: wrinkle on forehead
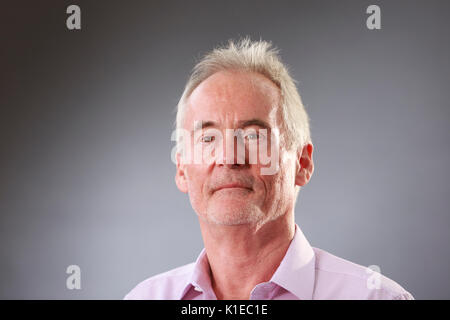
[193,70,279,103]
[184,70,282,129]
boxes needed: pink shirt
[125,224,414,300]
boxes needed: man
[125,38,414,300]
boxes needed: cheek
[259,165,294,200]
[185,166,208,207]
[264,175,282,197]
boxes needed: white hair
[175,37,311,152]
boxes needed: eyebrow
[192,118,272,132]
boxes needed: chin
[204,204,263,226]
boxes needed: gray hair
[175,37,311,152]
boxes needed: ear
[295,143,314,187]
[175,152,188,193]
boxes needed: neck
[198,210,295,300]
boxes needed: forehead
[184,70,281,129]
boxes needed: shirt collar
[179,248,213,299]
[179,223,316,300]
[269,224,316,300]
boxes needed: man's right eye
[201,135,215,143]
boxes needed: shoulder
[124,262,195,300]
[312,247,414,300]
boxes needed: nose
[218,130,246,167]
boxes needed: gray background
[1,0,449,299]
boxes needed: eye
[201,135,215,143]
[244,132,259,140]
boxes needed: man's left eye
[245,133,259,140]
[201,135,215,143]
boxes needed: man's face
[176,70,300,226]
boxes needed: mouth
[214,184,253,192]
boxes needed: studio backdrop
[0,0,449,299]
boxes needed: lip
[215,183,252,192]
